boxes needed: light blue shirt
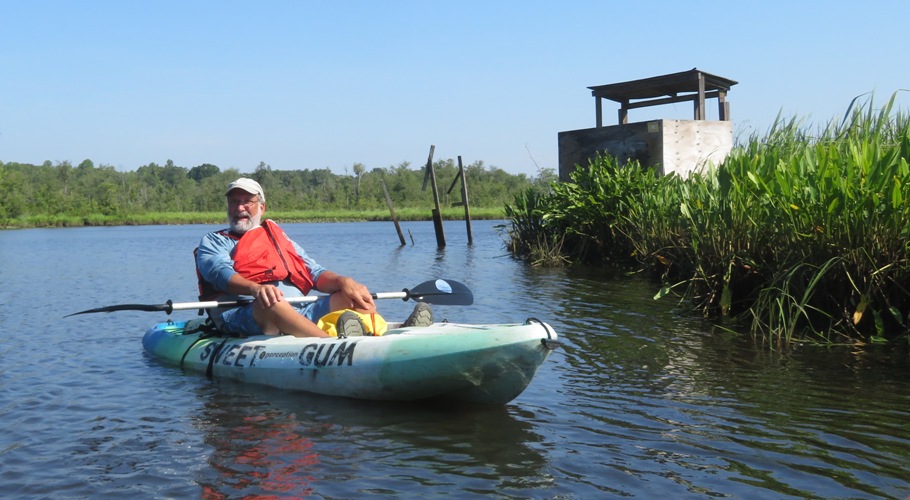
[195,226,327,298]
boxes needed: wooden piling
[423,145,446,247]
[457,156,473,245]
[447,156,473,245]
[380,179,406,246]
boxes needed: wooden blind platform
[588,68,737,125]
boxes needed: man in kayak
[195,177,432,338]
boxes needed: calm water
[1,219,909,498]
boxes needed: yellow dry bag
[316,309,388,337]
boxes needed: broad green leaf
[680,202,691,219]
[873,309,886,340]
[747,171,760,187]
[888,306,905,326]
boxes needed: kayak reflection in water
[195,177,432,338]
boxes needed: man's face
[226,189,264,234]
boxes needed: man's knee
[328,291,353,312]
[253,301,296,335]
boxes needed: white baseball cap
[225,178,265,202]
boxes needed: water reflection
[191,381,551,497]
[4,222,910,498]
[194,393,320,498]
[506,262,910,497]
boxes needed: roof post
[695,71,706,120]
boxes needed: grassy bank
[1,206,506,228]
[504,95,910,345]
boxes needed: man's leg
[253,300,329,338]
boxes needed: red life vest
[233,219,315,293]
[197,219,315,300]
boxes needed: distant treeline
[0,158,556,226]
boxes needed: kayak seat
[183,317,223,338]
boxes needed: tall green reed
[505,93,910,343]
[726,95,910,342]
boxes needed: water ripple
[2,223,909,498]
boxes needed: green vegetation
[504,94,910,345]
[0,158,555,228]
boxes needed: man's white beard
[228,211,262,234]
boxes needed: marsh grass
[3,207,505,228]
[505,94,910,344]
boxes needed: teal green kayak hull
[142,319,559,405]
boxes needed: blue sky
[2,1,907,177]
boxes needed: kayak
[142,318,560,405]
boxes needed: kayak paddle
[66,278,473,317]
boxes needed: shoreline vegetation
[504,94,910,346]
[0,156,552,230]
[1,207,506,229]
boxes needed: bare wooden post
[595,96,603,128]
[718,90,729,121]
[695,72,706,120]
[380,179,406,246]
[423,145,446,247]
[448,156,473,244]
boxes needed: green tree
[0,155,547,225]
[187,163,220,182]
[353,162,365,203]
